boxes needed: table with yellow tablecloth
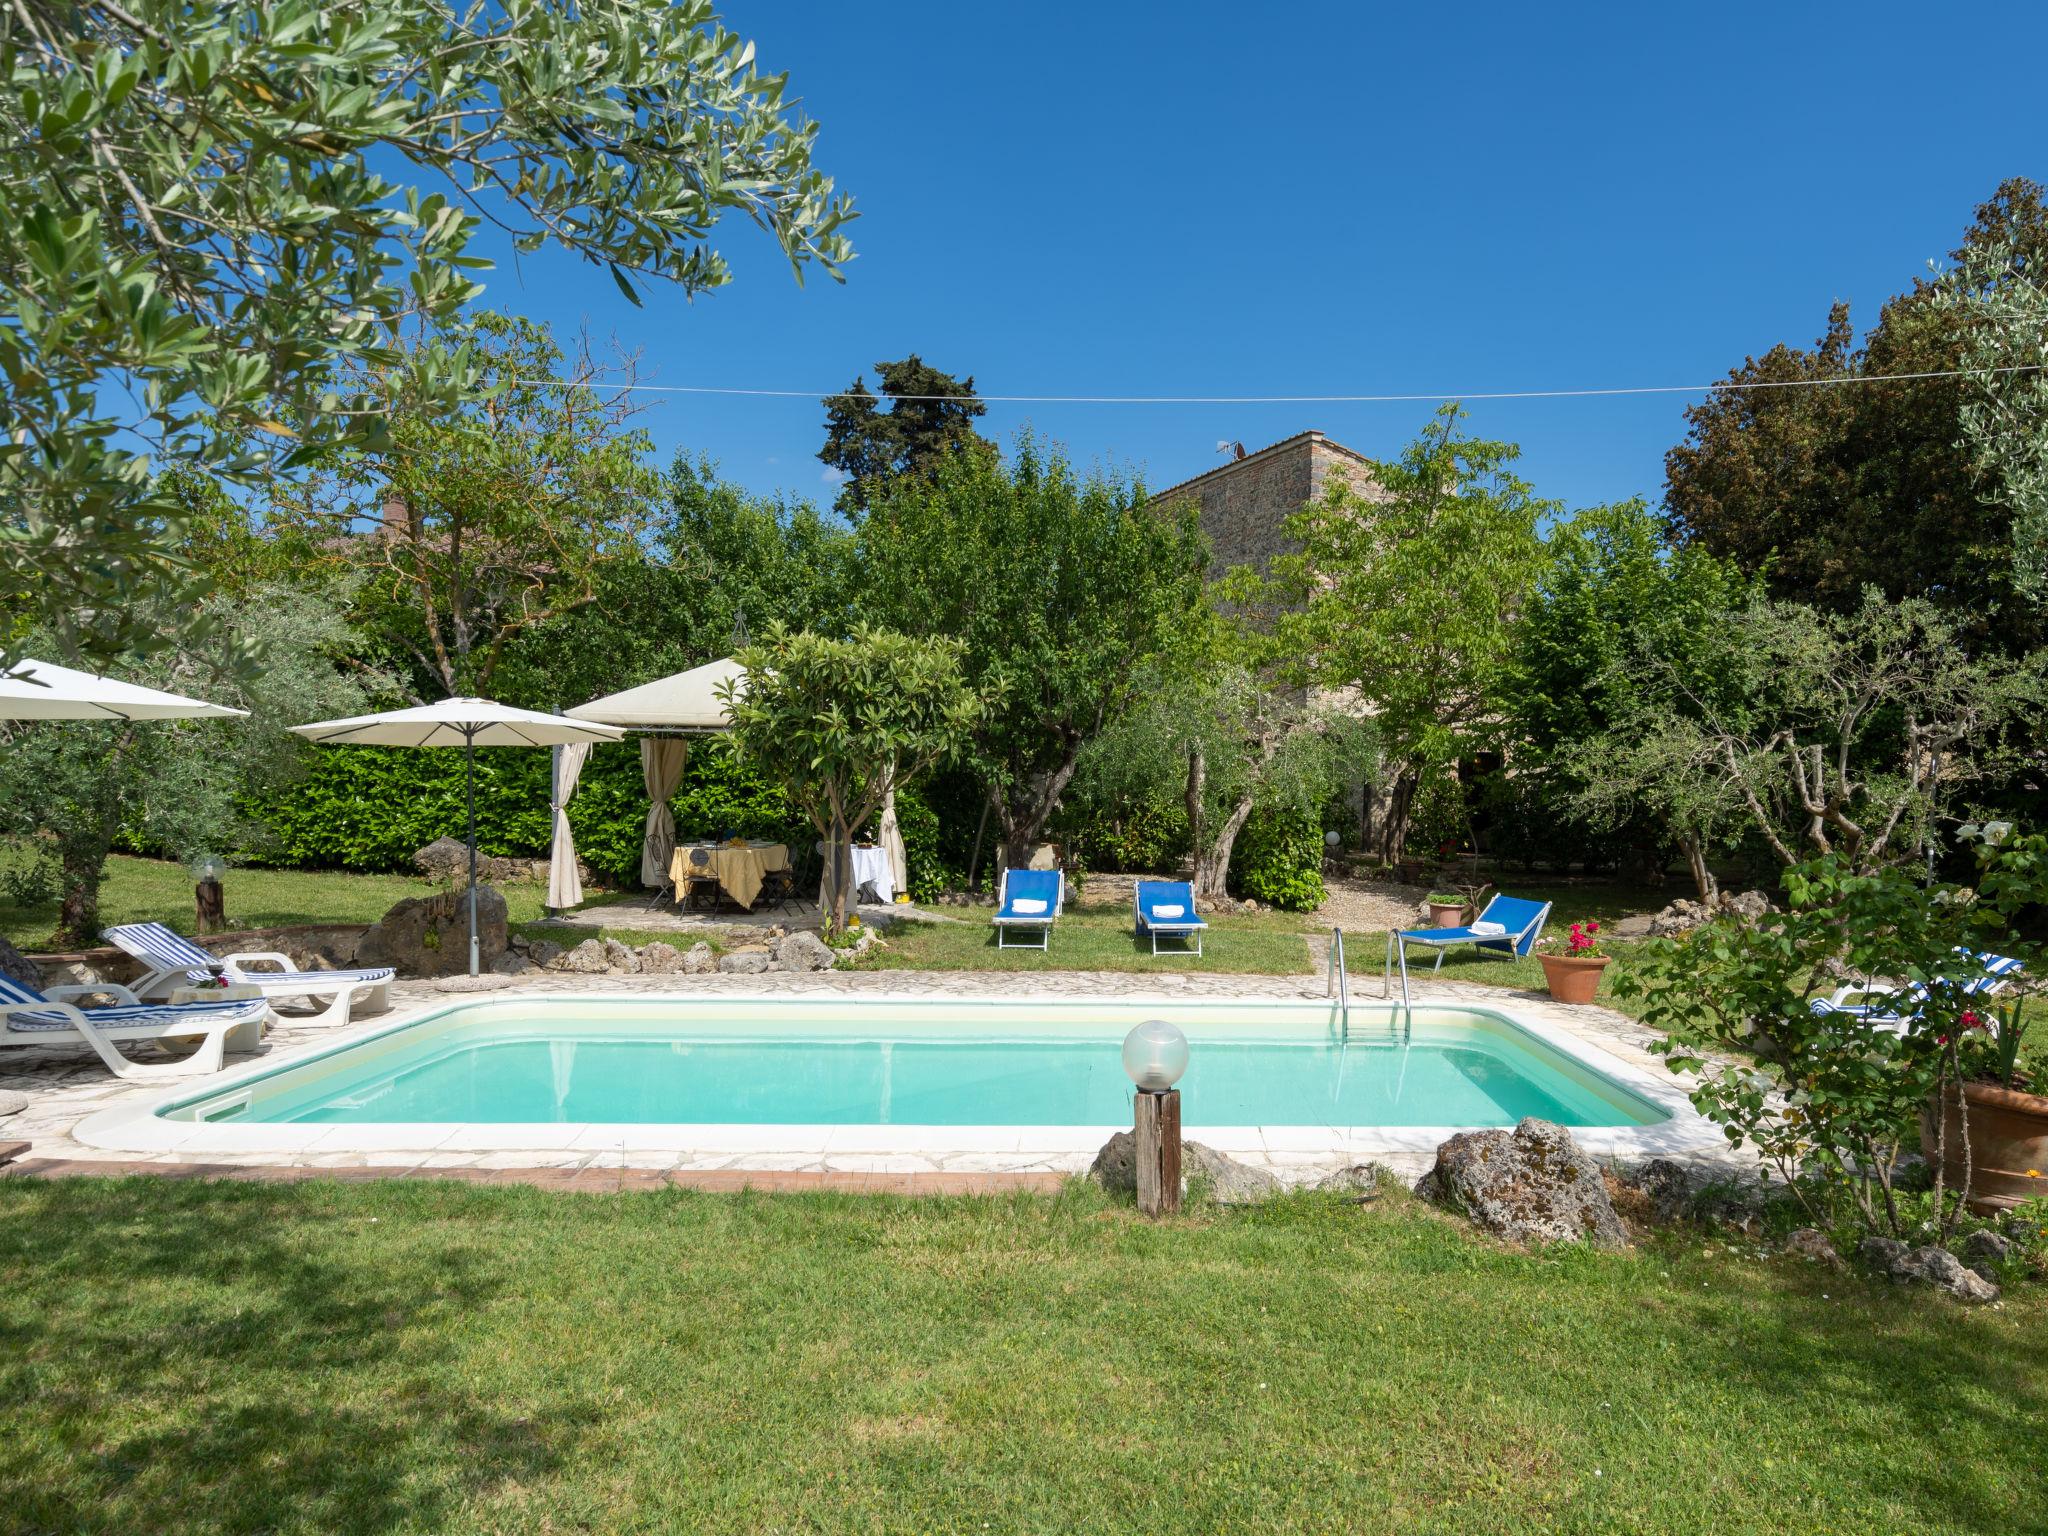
[668,841,790,911]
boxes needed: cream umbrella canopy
[0,657,247,721]
[291,699,626,975]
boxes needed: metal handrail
[1327,926,1350,1035]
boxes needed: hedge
[239,740,954,896]
[241,739,808,888]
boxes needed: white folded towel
[1151,904,1186,920]
[1010,897,1048,915]
[1470,920,1507,937]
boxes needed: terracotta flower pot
[1920,1078,2048,1215]
[1429,902,1465,929]
[1539,953,1611,1006]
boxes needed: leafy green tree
[0,586,377,946]
[496,452,858,710]
[1232,405,1552,863]
[1939,188,2048,610]
[1577,592,2044,881]
[858,434,1209,872]
[1500,500,1761,898]
[1665,179,2048,653]
[720,624,981,935]
[0,0,854,671]
[272,313,662,700]
[819,355,991,515]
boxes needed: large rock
[717,950,771,975]
[1962,1229,2013,1282]
[412,836,520,885]
[639,941,687,975]
[773,930,837,973]
[1646,898,1715,939]
[602,938,641,975]
[682,942,716,975]
[0,1089,27,1117]
[526,938,565,970]
[1088,1131,1282,1205]
[1417,1118,1629,1249]
[1314,1163,1384,1199]
[1859,1237,2001,1303]
[489,950,532,977]
[0,934,42,990]
[1785,1228,1845,1269]
[551,938,611,974]
[356,885,508,978]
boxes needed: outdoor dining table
[669,840,790,911]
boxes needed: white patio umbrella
[0,657,247,721]
[291,698,626,975]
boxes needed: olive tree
[858,434,1208,872]
[0,0,854,671]
[720,624,981,936]
[0,584,378,946]
[1577,592,2045,880]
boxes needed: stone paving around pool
[0,968,1753,1190]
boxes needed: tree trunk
[1184,741,1206,874]
[1678,831,1719,905]
[1194,791,1258,901]
[1370,766,1419,865]
[55,846,103,951]
[996,748,1084,873]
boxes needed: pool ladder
[1327,926,1350,1037]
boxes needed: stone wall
[1153,431,1381,579]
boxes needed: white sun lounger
[0,971,268,1079]
[103,921,394,1027]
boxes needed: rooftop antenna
[1216,440,1246,461]
[730,606,750,651]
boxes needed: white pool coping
[72,989,1730,1170]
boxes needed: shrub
[894,786,958,903]
[1230,805,1325,911]
[1054,798,1190,875]
[1615,828,2047,1242]
[238,737,809,888]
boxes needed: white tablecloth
[849,844,895,904]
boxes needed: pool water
[161,999,1666,1129]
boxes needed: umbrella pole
[466,735,480,976]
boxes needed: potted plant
[1922,996,2048,1214]
[1538,921,1610,1005]
[1425,892,1466,928]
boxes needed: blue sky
[476,1,2048,516]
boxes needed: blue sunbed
[1135,879,1208,957]
[1384,894,1551,1005]
[1810,948,2025,1030]
[992,868,1064,950]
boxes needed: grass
[0,852,586,951]
[0,1176,2042,1534]
[852,900,1318,975]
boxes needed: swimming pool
[153,997,1669,1130]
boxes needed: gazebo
[552,658,907,913]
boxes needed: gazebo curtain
[640,737,688,887]
[546,741,592,910]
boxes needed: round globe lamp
[1122,1019,1187,1216]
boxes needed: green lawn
[0,1176,2041,1534]
[0,853,574,950]
[854,900,1318,975]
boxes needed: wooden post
[194,879,226,936]
[1134,1088,1182,1217]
